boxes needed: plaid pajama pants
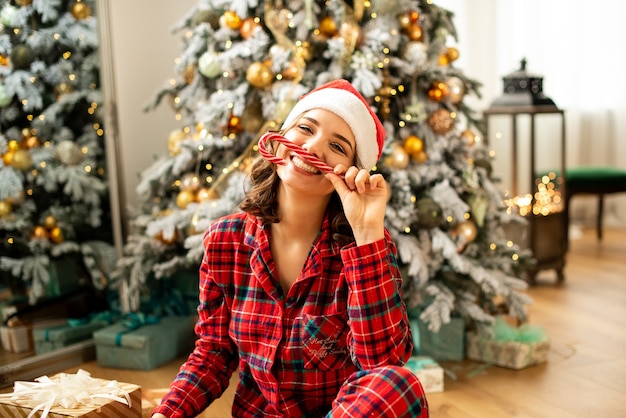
[329,365,429,417]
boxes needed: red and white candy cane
[258,132,335,174]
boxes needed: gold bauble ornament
[240,17,261,39]
[225,114,243,135]
[191,9,220,30]
[241,100,265,133]
[384,143,410,169]
[428,109,455,135]
[180,173,201,192]
[457,220,478,243]
[427,83,447,102]
[31,226,49,240]
[281,60,302,81]
[446,47,460,62]
[55,140,83,165]
[55,82,74,99]
[24,135,41,149]
[155,230,178,245]
[176,190,196,209]
[182,64,196,84]
[221,11,242,30]
[319,16,338,37]
[21,127,33,139]
[403,135,424,157]
[10,44,35,70]
[43,215,57,229]
[438,53,450,66]
[414,151,428,164]
[296,42,313,62]
[339,21,363,49]
[16,0,34,5]
[0,201,12,217]
[196,187,219,202]
[246,61,273,88]
[461,129,476,146]
[49,227,64,244]
[415,197,443,229]
[168,129,186,156]
[71,1,92,20]
[11,149,33,171]
[406,23,423,42]
[397,13,411,30]
[444,76,465,105]
[0,54,9,66]
[3,150,14,166]
[8,139,20,152]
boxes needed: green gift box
[93,315,195,370]
[33,320,109,355]
[410,317,466,361]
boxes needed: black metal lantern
[490,58,557,108]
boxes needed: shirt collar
[243,212,343,257]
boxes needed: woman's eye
[331,142,346,154]
[297,124,313,134]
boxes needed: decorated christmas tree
[0,0,115,304]
[114,0,533,332]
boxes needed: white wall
[107,0,196,209]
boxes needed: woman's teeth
[292,156,321,174]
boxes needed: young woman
[152,79,428,417]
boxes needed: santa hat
[281,79,386,170]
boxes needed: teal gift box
[33,319,109,355]
[409,316,466,361]
[93,315,195,370]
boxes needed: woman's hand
[152,414,167,418]
[325,164,388,245]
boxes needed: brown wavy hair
[239,135,355,247]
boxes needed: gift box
[403,356,444,393]
[33,318,111,355]
[465,317,550,369]
[93,315,195,370]
[144,270,199,317]
[409,316,466,361]
[1,318,67,354]
[0,369,141,417]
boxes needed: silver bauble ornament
[0,84,12,107]
[55,140,84,165]
[198,51,221,78]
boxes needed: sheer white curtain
[439,0,626,227]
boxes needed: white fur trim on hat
[281,87,379,169]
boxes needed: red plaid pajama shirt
[154,212,426,417]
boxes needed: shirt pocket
[301,313,351,371]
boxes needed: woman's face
[275,108,356,195]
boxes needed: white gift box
[1,318,67,353]
[403,355,444,393]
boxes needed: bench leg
[597,194,604,241]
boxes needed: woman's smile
[291,154,322,174]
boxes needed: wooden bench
[565,166,626,243]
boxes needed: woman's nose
[302,137,322,157]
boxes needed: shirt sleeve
[152,236,239,418]
[340,230,414,370]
